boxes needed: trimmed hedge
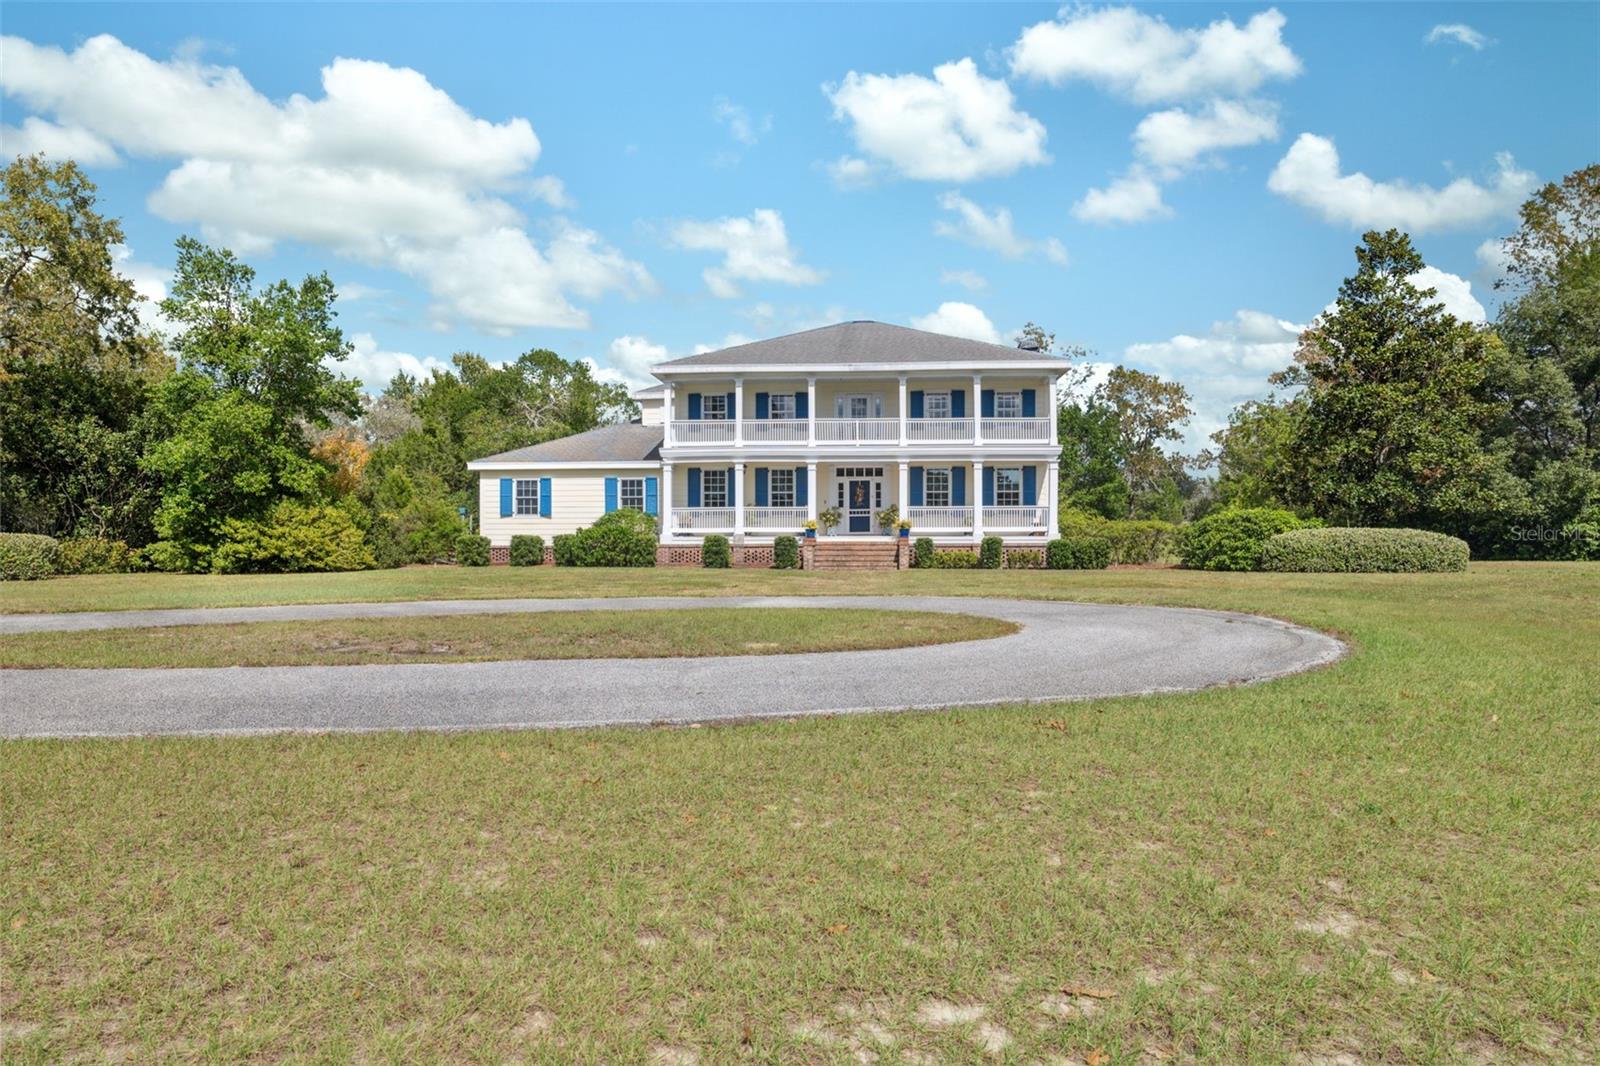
[702,534,731,568]
[509,534,545,566]
[59,537,139,575]
[772,535,799,570]
[912,536,935,569]
[552,534,578,567]
[1058,511,1180,565]
[978,535,1004,570]
[210,502,377,574]
[929,548,979,569]
[455,533,491,567]
[0,533,61,581]
[563,510,657,567]
[1261,527,1470,573]
[1046,536,1111,570]
[1180,507,1316,572]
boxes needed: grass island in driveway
[2,563,1597,1062]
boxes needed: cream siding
[637,398,665,426]
[478,468,657,544]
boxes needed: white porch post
[661,462,675,539]
[1047,374,1058,445]
[806,462,818,530]
[972,373,983,444]
[663,383,675,445]
[897,461,909,515]
[734,378,745,447]
[733,461,746,538]
[897,375,908,446]
[806,377,817,445]
[972,460,985,543]
[1047,460,1060,538]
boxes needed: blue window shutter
[499,478,513,517]
[951,389,965,418]
[727,467,736,505]
[688,393,702,420]
[645,476,659,516]
[1021,389,1037,418]
[909,390,924,418]
[910,466,924,506]
[725,392,736,419]
[604,476,618,513]
[981,389,996,417]
[687,468,701,507]
[794,466,807,507]
[794,391,807,418]
[539,477,552,518]
[754,468,769,506]
[951,467,966,506]
[1023,466,1038,505]
[755,392,769,419]
[983,466,995,505]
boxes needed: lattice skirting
[655,544,775,568]
[489,546,556,566]
[656,544,703,567]
[1003,547,1046,569]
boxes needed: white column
[898,461,910,515]
[1047,460,1060,538]
[733,461,746,537]
[806,377,817,445]
[897,375,908,446]
[662,383,675,445]
[661,463,675,539]
[972,374,983,444]
[972,460,985,543]
[733,378,744,447]
[806,462,818,528]
[1047,374,1058,445]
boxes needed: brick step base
[811,539,903,571]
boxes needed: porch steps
[812,538,901,571]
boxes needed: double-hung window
[838,395,880,418]
[514,478,539,516]
[995,391,1022,419]
[702,469,728,508]
[770,469,795,507]
[702,394,729,420]
[618,477,645,512]
[768,393,795,420]
[924,468,951,507]
[995,468,1022,507]
[925,391,951,419]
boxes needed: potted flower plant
[802,519,818,539]
[897,518,913,539]
[817,507,842,535]
[875,504,900,534]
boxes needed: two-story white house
[467,321,1068,565]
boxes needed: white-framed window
[703,393,729,420]
[770,469,795,507]
[995,391,1022,419]
[702,468,728,507]
[837,395,881,418]
[514,478,539,516]
[995,467,1022,507]
[768,393,795,420]
[618,477,645,511]
[925,391,951,419]
[924,467,951,507]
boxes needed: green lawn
[3,564,1597,1062]
[0,607,1013,668]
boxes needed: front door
[847,479,872,532]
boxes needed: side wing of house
[477,467,661,543]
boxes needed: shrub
[1058,510,1180,565]
[1260,527,1470,573]
[563,509,657,567]
[978,535,1004,570]
[0,533,61,581]
[930,549,979,569]
[772,535,799,570]
[702,534,731,568]
[1180,507,1316,572]
[58,537,139,575]
[210,502,377,574]
[551,534,578,567]
[1005,548,1045,570]
[913,536,935,569]
[1046,536,1111,570]
[509,535,546,566]
[455,533,490,567]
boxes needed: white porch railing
[743,419,808,443]
[815,417,899,443]
[905,506,974,529]
[906,418,974,442]
[744,506,807,530]
[672,508,735,531]
[983,506,1050,529]
[670,421,735,445]
[980,417,1052,442]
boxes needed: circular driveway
[0,596,1345,738]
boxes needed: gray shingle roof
[469,423,663,465]
[653,320,1065,369]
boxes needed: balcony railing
[983,505,1050,529]
[744,506,807,530]
[814,417,899,443]
[980,417,1051,442]
[671,421,735,445]
[906,418,974,442]
[666,416,1052,445]
[671,507,734,531]
[905,506,974,529]
[742,419,808,443]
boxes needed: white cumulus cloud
[1073,170,1171,224]
[1426,24,1491,51]
[824,57,1049,182]
[606,334,669,385]
[344,332,453,392]
[1133,98,1279,172]
[1409,266,1487,324]
[670,209,825,299]
[934,192,1067,263]
[1,115,121,165]
[909,301,1002,344]
[1268,133,1537,232]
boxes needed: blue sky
[4,2,1597,446]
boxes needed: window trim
[514,478,540,517]
[702,393,729,421]
[701,468,728,508]
[769,468,796,508]
[768,393,795,420]
[995,391,1022,419]
[994,466,1023,507]
[924,467,951,508]
[924,391,952,419]
[617,476,645,512]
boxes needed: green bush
[509,535,546,566]
[208,502,377,574]
[1560,506,1600,561]
[772,535,799,570]
[1058,510,1180,564]
[1180,507,1316,571]
[0,533,61,581]
[455,533,490,567]
[702,534,731,568]
[978,535,1004,570]
[58,537,139,575]
[563,509,657,567]
[1260,527,1470,573]
[930,549,979,569]
[913,536,935,569]
[1046,536,1111,570]
[552,534,578,567]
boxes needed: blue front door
[847,480,872,532]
